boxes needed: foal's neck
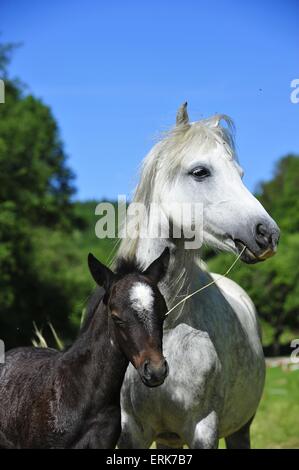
[63,301,128,402]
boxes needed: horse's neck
[122,205,209,327]
[136,236,202,327]
[62,302,128,403]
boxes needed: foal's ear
[143,248,170,284]
[88,253,115,291]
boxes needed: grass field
[250,365,299,449]
[218,365,299,449]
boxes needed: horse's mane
[80,287,105,334]
[114,256,144,276]
[118,114,236,260]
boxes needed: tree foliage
[0,43,83,348]
[256,155,299,234]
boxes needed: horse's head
[150,103,280,263]
[88,248,170,387]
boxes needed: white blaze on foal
[130,282,154,327]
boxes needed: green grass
[218,366,299,449]
[251,366,299,448]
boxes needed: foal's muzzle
[139,358,169,387]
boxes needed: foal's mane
[114,256,144,277]
[118,114,236,261]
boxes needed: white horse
[117,103,280,449]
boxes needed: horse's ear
[143,248,170,284]
[88,253,115,291]
[176,101,189,126]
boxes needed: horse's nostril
[142,360,151,378]
[255,223,272,249]
[163,359,169,377]
[256,223,267,237]
[141,359,168,386]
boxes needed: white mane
[118,114,236,261]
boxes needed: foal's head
[88,248,170,387]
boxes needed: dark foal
[0,248,170,449]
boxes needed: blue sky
[2,0,299,200]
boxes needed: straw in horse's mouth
[234,239,261,263]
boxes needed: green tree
[0,43,80,348]
[256,155,299,234]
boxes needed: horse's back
[210,273,263,343]
[0,347,60,447]
[0,346,59,383]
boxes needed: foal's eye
[111,314,126,326]
[190,167,211,180]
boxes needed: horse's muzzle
[139,358,169,387]
[234,220,280,264]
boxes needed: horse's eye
[111,314,126,326]
[190,167,211,180]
